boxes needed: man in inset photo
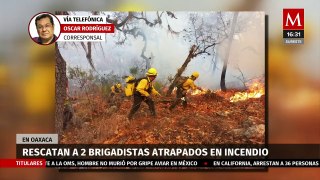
[32,13,58,45]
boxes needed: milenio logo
[283,9,304,44]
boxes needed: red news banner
[56,15,115,42]
[60,24,114,33]
[0,159,46,168]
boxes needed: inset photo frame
[29,12,61,45]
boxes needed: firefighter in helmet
[169,71,201,110]
[110,83,122,96]
[108,83,123,106]
[128,68,161,120]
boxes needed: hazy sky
[59,11,265,89]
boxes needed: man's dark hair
[35,14,54,27]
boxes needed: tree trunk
[166,45,196,96]
[220,12,238,91]
[55,44,67,137]
[220,64,227,91]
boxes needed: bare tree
[55,11,99,135]
[106,11,178,73]
[166,12,229,96]
[55,43,67,136]
[55,11,179,134]
[220,12,238,91]
[233,65,247,89]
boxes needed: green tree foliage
[97,72,122,96]
[68,66,94,89]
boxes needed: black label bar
[283,30,304,38]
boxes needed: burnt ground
[60,90,265,145]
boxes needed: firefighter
[109,83,123,106]
[169,72,201,110]
[128,68,161,120]
[110,83,122,96]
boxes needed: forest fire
[230,81,265,102]
[58,11,266,150]
[191,88,207,95]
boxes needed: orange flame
[191,88,207,95]
[172,87,177,94]
[230,81,265,102]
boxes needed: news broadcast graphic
[52,11,266,170]
[283,9,304,44]
[13,139,320,168]
[4,132,320,169]
[16,134,58,144]
[56,13,114,42]
[28,12,61,45]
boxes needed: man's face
[36,17,54,42]
[148,76,156,81]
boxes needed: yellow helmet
[191,71,199,78]
[116,83,121,88]
[146,68,158,76]
[125,75,135,83]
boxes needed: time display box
[283,30,304,38]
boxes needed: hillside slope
[61,91,265,144]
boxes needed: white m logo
[285,13,302,27]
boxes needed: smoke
[60,11,265,90]
[213,12,265,89]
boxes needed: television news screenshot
[0,0,319,179]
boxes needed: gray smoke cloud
[59,11,265,90]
